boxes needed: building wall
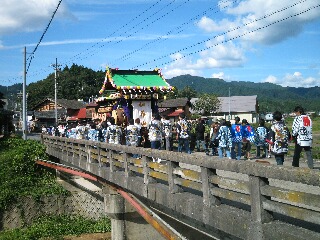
[209,113,257,124]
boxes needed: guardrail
[42,135,320,240]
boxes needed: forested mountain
[1,66,319,113]
[26,64,105,109]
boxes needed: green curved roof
[109,69,170,88]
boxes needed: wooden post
[123,152,133,188]
[86,144,91,172]
[142,155,156,198]
[201,167,221,207]
[97,146,102,167]
[247,176,273,240]
[167,161,183,194]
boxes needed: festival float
[93,67,174,126]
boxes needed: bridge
[41,135,320,240]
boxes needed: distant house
[32,98,91,127]
[158,98,191,121]
[190,95,258,123]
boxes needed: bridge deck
[42,135,320,240]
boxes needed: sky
[0,0,320,89]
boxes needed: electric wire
[151,4,320,70]
[111,0,240,65]
[65,0,169,65]
[69,0,191,66]
[26,0,63,74]
[2,0,316,86]
[130,0,312,69]
[4,0,164,85]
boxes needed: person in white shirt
[292,106,313,169]
[148,113,162,150]
[161,116,172,151]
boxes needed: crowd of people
[42,106,314,169]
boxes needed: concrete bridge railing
[42,135,320,240]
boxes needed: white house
[190,95,258,123]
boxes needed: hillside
[167,74,319,99]
[1,67,319,114]
[167,75,320,113]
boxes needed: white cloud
[262,72,320,87]
[211,72,225,79]
[185,0,320,87]
[0,0,72,36]
[162,53,202,78]
[198,0,320,45]
[262,75,278,84]
[162,36,246,78]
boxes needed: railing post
[71,141,75,164]
[142,155,156,198]
[201,167,221,226]
[201,167,221,207]
[86,144,91,172]
[64,138,68,162]
[97,146,102,167]
[167,161,183,194]
[123,152,133,189]
[247,176,273,240]
[108,149,118,182]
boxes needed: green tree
[26,64,105,109]
[165,86,178,99]
[192,94,220,116]
[0,92,5,108]
[177,86,197,99]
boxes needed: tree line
[1,64,319,114]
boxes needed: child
[242,119,255,160]
[255,119,269,158]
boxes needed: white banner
[132,100,152,127]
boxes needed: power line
[112,0,240,65]
[3,0,164,85]
[3,0,316,86]
[26,0,63,74]
[156,4,320,69]
[64,0,166,66]
[68,0,191,66]
[131,0,312,69]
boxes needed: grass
[0,215,111,240]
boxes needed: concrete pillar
[103,186,126,240]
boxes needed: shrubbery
[0,136,68,210]
[0,136,111,238]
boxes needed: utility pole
[228,87,231,121]
[51,58,61,127]
[22,46,27,140]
